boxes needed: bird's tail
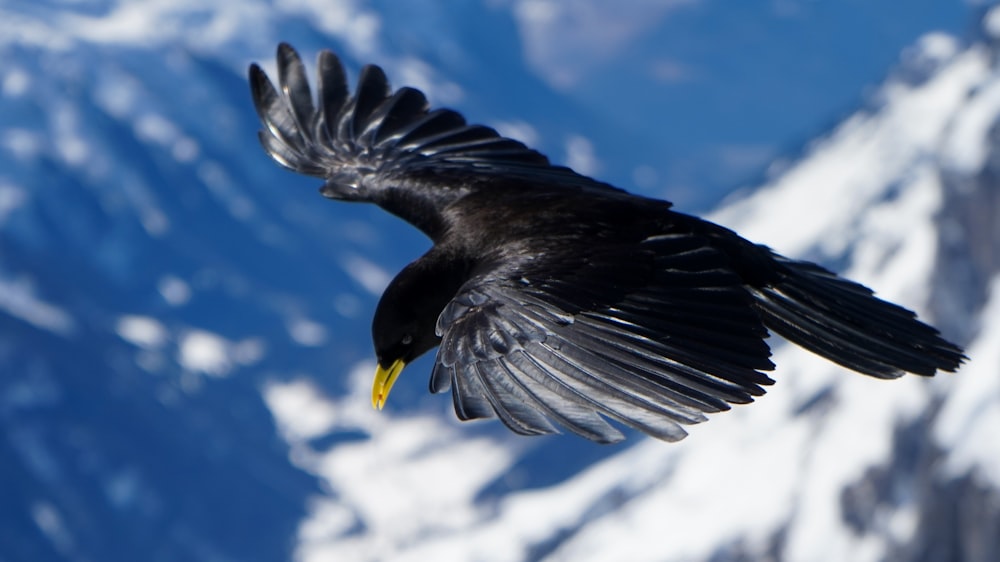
[749,255,966,378]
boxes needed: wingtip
[249,42,597,203]
[349,64,392,139]
[277,41,296,58]
[276,42,304,74]
[316,49,347,80]
[247,63,278,123]
[247,62,268,92]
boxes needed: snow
[231,337,266,365]
[276,0,382,58]
[171,137,200,163]
[935,277,1000,487]
[176,329,264,377]
[510,0,697,89]
[2,2,996,561]
[1,129,45,162]
[178,330,232,376]
[712,42,988,260]
[158,275,192,306]
[0,276,74,336]
[254,27,997,562]
[492,120,541,149]
[0,10,74,50]
[909,32,960,65]
[31,501,74,556]
[1,67,30,98]
[985,6,1000,40]
[263,363,518,562]
[848,164,942,304]
[52,105,90,168]
[264,379,339,441]
[0,0,361,59]
[393,57,465,106]
[55,0,267,49]
[564,134,600,176]
[287,317,328,347]
[198,161,257,222]
[116,315,169,349]
[509,343,934,562]
[122,177,170,237]
[941,51,1000,173]
[92,66,141,119]
[262,275,949,561]
[544,413,808,561]
[341,253,392,296]
[530,32,985,562]
[0,183,26,225]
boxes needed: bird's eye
[401,334,413,345]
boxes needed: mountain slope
[266,20,1000,562]
[1,2,997,562]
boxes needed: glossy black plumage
[249,44,966,444]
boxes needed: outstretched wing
[248,44,617,203]
[430,231,777,444]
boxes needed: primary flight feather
[249,44,965,444]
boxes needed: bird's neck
[375,178,471,242]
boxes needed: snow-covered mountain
[266,22,1000,562]
[1,2,997,561]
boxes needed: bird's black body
[250,44,965,443]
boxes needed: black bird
[249,44,965,444]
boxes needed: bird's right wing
[249,44,617,203]
[430,232,777,444]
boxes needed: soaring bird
[249,44,965,444]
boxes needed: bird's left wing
[430,232,777,444]
[249,44,617,202]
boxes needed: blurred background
[2,1,998,560]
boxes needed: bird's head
[370,252,469,410]
[371,302,441,410]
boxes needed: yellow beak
[372,358,407,410]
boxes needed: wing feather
[365,88,431,146]
[387,109,467,149]
[525,342,690,442]
[349,65,391,141]
[434,233,776,443]
[249,63,307,154]
[503,352,625,443]
[449,362,494,421]
[317,50,349,141]
[277,43,315,141]
[474,361,559,436]
[250,43,621,205]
